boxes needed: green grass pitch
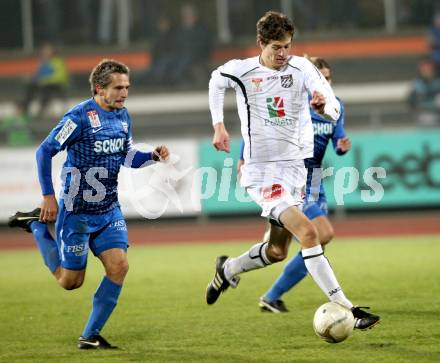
[1,235,440,363]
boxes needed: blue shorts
[55,204,129,270]
[303,181,328,220]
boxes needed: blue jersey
[305,97,346,170]
[303,97,347,219]
[42,98,133,214]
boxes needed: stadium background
[0,0,438,229]
[0,2,440,361]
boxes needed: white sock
[302,245,353,309]
[224,242,271,281]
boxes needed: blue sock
[265,252,308,302]
[82,276,122,338]
[30,221,60,273]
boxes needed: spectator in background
[428,11,440,72]
[168,3,212,85]
[142,16,179,86]
[408,56,440,126]
[22,43,69,118]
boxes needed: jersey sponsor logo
[313,122,334,135]
[262,184,285,201]
[264,118,294,126]
[94,138,125,154]
[121,121,128,133]
[55,119,77,145]
[251,77,263,92]
[280,74,293,88]
[266,97,285,118]
[87,110,101,128]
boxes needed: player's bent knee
[266,244,288,262]
[58,276,84,290]
[320,231,334,245]
[319,225,335,245]
[57,269,85,290]
[299,224,319,247]
[106,260,129,280]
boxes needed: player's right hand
[213,122,230,153]
[40,194,58,223]
[310,91,326,114]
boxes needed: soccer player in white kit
[205,11,379,330]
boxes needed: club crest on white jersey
[280,74,293,88]
[251,77,263,92]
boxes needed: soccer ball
[313,302,355,343]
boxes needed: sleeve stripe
[220,72,252,159]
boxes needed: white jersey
[209,55,340,163]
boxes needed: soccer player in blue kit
[8,59,170,349]
[239,56,353,313]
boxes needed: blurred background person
[167,3,212,86]
[408,56,440,126]
[141,16,179,86]
[21,43,69,118]
[428,10,440,72]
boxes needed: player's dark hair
[256,11,294,45]
[89,59,130,95]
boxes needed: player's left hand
[310,91,326,114]
[337,137,352,152]
[153,145,170,162]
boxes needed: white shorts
[240,160,306,222]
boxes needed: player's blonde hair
[89,59,130,95]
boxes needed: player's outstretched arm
[209,62,236,154]
[124,145,170,168]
